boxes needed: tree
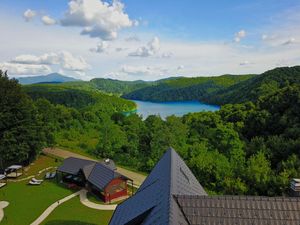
[0,71,48,166]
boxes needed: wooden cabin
[57,157,132,203]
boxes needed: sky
[0,0,299,81]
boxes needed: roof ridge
[86,162,97,180]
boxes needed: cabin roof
[109,147,300,225]
[57,157,95,175]
[109,147,207,225]
[175,195,300,224]
[87,163,129,190]
[57,157,129,191]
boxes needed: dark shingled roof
[57,157,95,175]
[109,147,207,225]
[175,195,300,225]
[58,157,129,191]
[109,147,300,225]
[87,163,129,190]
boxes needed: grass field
[41,197,113,225]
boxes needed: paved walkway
[79,189,117,210]
[43,147,146,187]
[0,201,9,222]
[30,191,81,225]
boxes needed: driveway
[43,148,146,187]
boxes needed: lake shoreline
[125,99,220,119]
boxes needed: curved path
[0,201,9,222]
[43,147,146,187]
[30,189,117,225]
[30,191,81,225]
[79,189,117,210]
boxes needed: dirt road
[43,148,146,187]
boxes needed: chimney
[290,178,300,197]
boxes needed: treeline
[122,74,254,102]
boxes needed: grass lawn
[0,180,74,225]
[41,197,113,225]
[0,155,72,225]
[22,154,63,178]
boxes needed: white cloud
[115,47,127,52]
[234,30,246,42]
[90,41,109,53]
[59,51,90,71]
[282,37,296,46]
[11,53,60,65]
[125,35,140,42]
[128,36,160,57]
[0,62,51,75]
[23,9,36,22]
[9,51,90,72]
[42,15,56,25]
[60,0,134,40]
[239,60,251,66]
[121,64,167,76]
[161,52,173,58]
[177,65,184,70]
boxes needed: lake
[132,100,220,119]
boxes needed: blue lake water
[132,100,220,119]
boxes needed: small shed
[5,165,23,178]
[0,174,7,188]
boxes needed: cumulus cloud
[161,52,173,58]
[60,0,134,40]
[10,51,90,72]
[23,9,36,22]
[42,15,56,25]
[239,60,251,66]
[125,35,140,42]
[11,53,60,65]
[177,65,184,70]
[234,30,246,42]
[0,62,51,75]
[90,41,109,53]
[282,37,296,46]
[121,64,168,76]
[128,36,160,57]
[115,47,127,52]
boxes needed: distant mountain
[17,73,79,85]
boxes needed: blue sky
[0,0,299,80]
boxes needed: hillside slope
[203,66,300,105]
[122,75,255,102]
[23,83,136,112]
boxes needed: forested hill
[22,83,136,112]
[90,78,155,95]
[122,74,255,101]
[203,66,300,105]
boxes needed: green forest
[1,66,300,197]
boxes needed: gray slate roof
[109,147,207,225]
[58,157,129,191]
[57,157,95,175]
[87,163,128,190]
[175,195,300,225]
